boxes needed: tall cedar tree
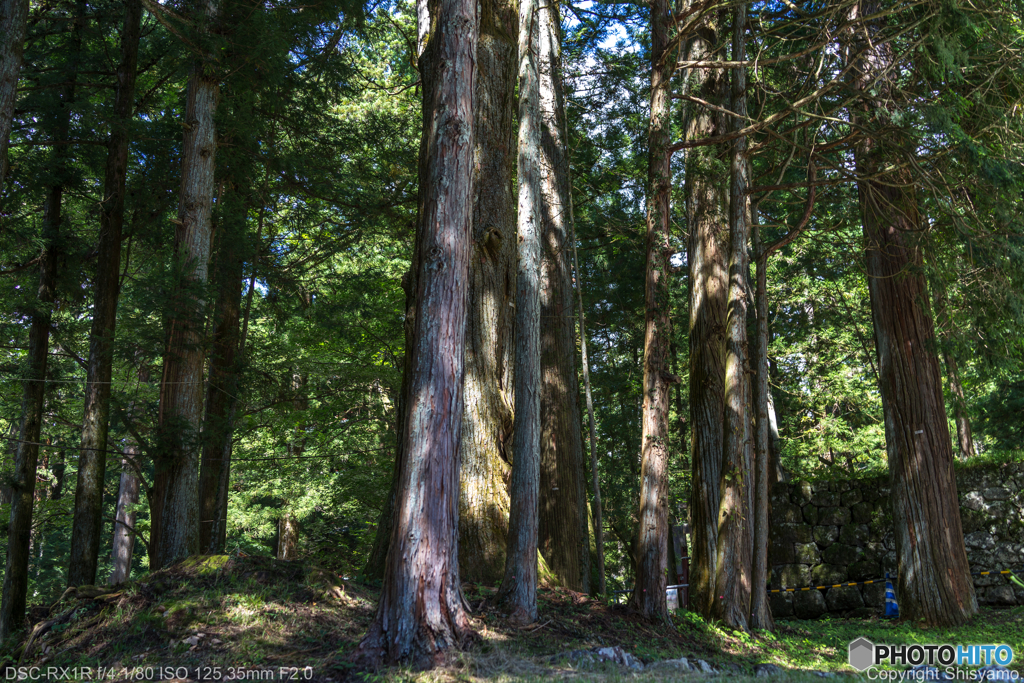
[711,0,753,630]
[685,11,729,618]
[68,0,143,587]
[0,0,82,639]
[538,0,590,593]
[851,0,977,626]
[355,0,477,662]
[498,0,541,624]
[629,0,672,622]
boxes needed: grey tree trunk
[0,0,28,188]
[355,0,477,663]
[109,453,140,585]
[458,0,517,585]
[712,0,753,631]
[151,0,221,568]
[537,0,589,593]
[932,289,975,460]
[629,0,672,622]
[498,0,541,624]
[685,14,729,619]
[69,0,142,588]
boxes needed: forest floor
[3,555,1022,682]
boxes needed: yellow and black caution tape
[770,569,1020,594]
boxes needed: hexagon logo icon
[849,637,875,671]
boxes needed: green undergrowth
[2,557,1021,682]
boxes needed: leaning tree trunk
[851,0,977,628]
[458,0,518,585]
[497,0,541,625]
[629,0,672,622]
[69,0,142,587]
[109,451,140,585]
[355,0,477,663]
[537,0,589,593]
[711,0,753,631]
[198,198,245,553]
[0,4,80,635]
[0,0,28,188]
[151,0,220,569]
[684,15,729,619]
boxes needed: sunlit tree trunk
[459,0,518,585]
[0,0,28,188]
[109,452,140,585]
[151,0,221,569]
[851,1,977,627]
[711,0,753,631]
[356,0,477,662]
[498,0,541,624]
[537,0,588,593]
[69,0,142,587]
[629,0,672,622]
[685,14,729,619]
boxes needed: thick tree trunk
[68,0,142,588]
[0,0,28,188]
[277,514,299,560]
[151,0,220,569]
[109,453,140,585]
[750,214,774,631]
[355,0,477,663]
[198,199,245,553]
[851,1,977,627]
[458,0,517,585]
[685,17,729,619]
[0,182,61,644]
[857,172,978,625]
[629,0,672,622]
[711,1,753,631]
[498,0,541,624]
[537,0,588,593]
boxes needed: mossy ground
[3,556,1021,682]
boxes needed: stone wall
[768,460,1024,619]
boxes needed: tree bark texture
[0,203,59,642]
[750,213,774,631]
[711,2,753,631]
[684,18,729,619]
[0,0,27,188]
[537,0,589,594]
[356,0,477,663]
[152,3,220,568]
[498,0,541,624]
[198,198,245,553]
[277,514,299,561]
[629,0,672,622]
[109,454,140,585]
[68,0,142,588]
[458,0,517,585]
[851,1,977,627]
